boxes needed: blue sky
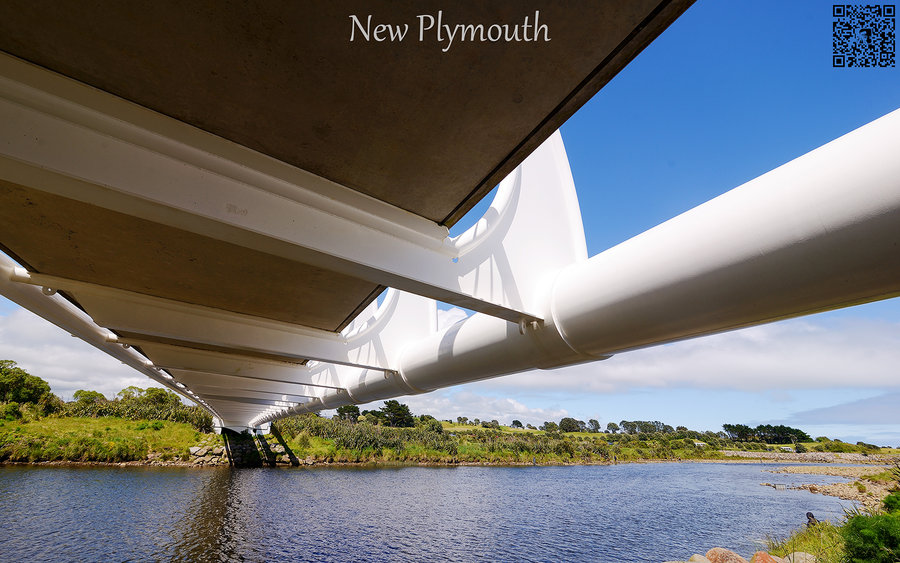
[422,0,900,444]
[2,1,898,443]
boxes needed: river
[0,462,854,562]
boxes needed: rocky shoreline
[5,446,899,471]
[722,450,895,464]
[770,464,894,511]
[665,548,815,563]
[666,463,897,562]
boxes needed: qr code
[833,5,896,67]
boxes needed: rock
[689,556,713,562]
[212,447,224,456]
[750,552,786,563]
[784,553,816,563]
[189,446,202,455]
[196,446,209,457]
[706,548,750,563]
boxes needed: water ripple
[0,463,854,562]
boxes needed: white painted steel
[0,52,591,323]
[132,344,344,390]
[256,108,900,423]
[0,255,220,418]
[550,107,900,357]
[3,51,898,428]
[10,272,439,373]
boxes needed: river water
[0,462,854,562]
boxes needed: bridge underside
[2,2,899,428]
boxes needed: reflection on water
[171,468,233,561]
[0,463,855,562]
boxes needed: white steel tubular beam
[156,366,343,391]
[0,255,220,418]
[9,270,382,369]
[258,107,900,423]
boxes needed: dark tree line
[616,420,675,435]
[722,423,811,444]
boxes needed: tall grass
[65,399,212,432]
[271,415,726,464]
[765,522,845,563]
[0,417,204,463]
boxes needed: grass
[270,417,732,466]
[862,469,899,484]
[0,416,212,463]
[441,423,539,434]
[766,522,845,563]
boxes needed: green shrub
[884,492,900,513]
[65,389,212,432]
[2,402,21,421]
[842,513,900,562]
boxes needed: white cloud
[0,308,161,400]
[401,390,568,427]
[785,392,900,425]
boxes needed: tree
[423,417,443,433]
[117,386,145,400]
[540,421,559,433]
[510,419,523,429]
[362,409,386,424]
[336,405,360,421]
[457,416,469,425]
[380,400,415,427]
[722,423,754,442]
[588,419,600,433]
[606,422,619,434]
[754,424,811,444]
[73,389,106,404]
[559,417,581,433]
[620,421,638,435]
[143,387,181,407]
[0,360,52,405]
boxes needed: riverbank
[723,449,897,464]
[665,463,900,562]
[0,416,203,463]
[4,415,900,469]
[771,464,897,511]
